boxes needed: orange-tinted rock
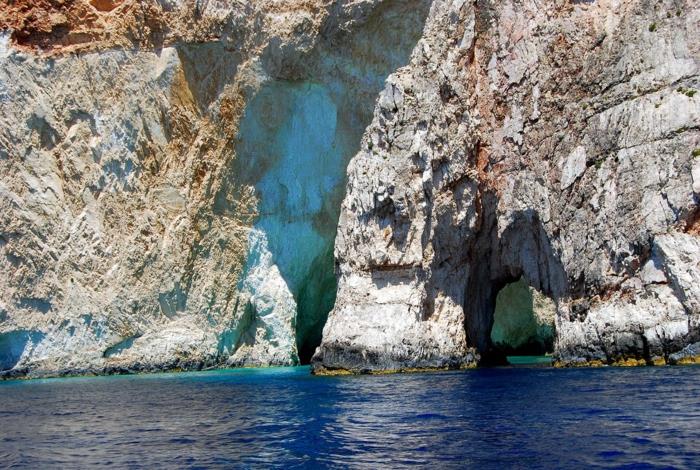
[89,0,123,12]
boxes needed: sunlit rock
[0,0,432,377]
[313,0,700,373]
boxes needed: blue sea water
[1,365,699,468]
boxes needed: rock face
[1,0,698,379]
[313,0,700,373]
[0,0,432,377]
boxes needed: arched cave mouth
[462,194,567,367]
[488,278,556,365]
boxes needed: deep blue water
[1,366,699,468]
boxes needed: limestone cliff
[1,0,698,379]
[0,0,431,377]
[313,0,700,373]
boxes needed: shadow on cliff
[0,330,45,372]
[216,0,433,364]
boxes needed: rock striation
[313,0,700,373]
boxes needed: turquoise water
[506,355,554,366]
[1,366,699,468]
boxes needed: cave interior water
[490,278,556,366]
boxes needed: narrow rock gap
[222,0,433,366]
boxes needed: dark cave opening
[470,275,558,366]
[295,246,338,365]
[463,192,566,366]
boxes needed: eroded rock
[313,0,700,373]
[0,0,432,378]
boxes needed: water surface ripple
[1,366,699,468]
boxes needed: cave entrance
[218,0,433,366]
[489,278,555,365]
[462,200,567,367]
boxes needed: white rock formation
[313,0,700,373]
[0,0,433,377]
[1,0,698,378]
